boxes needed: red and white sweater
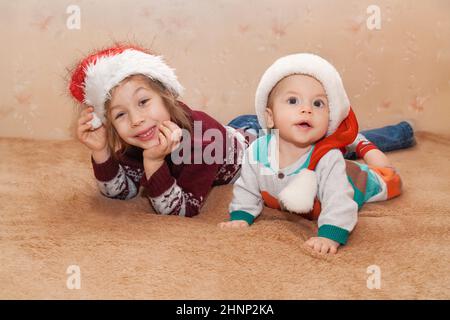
[91,102,252,217]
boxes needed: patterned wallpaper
[0,0,449,140]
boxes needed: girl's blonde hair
[104,74,192,159]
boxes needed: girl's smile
[134,125,158,142]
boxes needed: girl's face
[108,76,171,149]
[265,74,330,148]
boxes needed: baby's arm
[219,149,263,229]
[307,149,359,254]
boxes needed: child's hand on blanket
[305,237,340,255]
[218,220,249,229]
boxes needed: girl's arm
[78,105,141,200]
[91,153,143,200]
[141,160,221,217]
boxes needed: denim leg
[344,121,416,159]
[361,121,416,152]
[227,115,262,137]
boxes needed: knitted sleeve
[141,160,222,217]
[91,155,143,200]
[228,148,263,225]
[315,149,358,245]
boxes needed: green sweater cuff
[230,210,255,225]
[318,224,350,245]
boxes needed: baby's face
[266,74,329,148]
[108,75,171,149]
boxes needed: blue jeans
[227,115,415,160]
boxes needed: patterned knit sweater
[91,103,251,217]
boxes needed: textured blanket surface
[1,133,449,299]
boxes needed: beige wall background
[0,0,449,140]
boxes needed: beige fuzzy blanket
[1,132,449,299]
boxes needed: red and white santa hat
[69,44,184,128]
[254,53,359,214]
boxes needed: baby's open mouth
[296,120,312,129]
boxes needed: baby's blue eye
[287,97,300,105]
[313,99,325,108]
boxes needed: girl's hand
[142,120,182,162]
[77,106,108,152]
[218,220,250,229]
[305,237,340,255]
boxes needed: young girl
[69,44,415,217]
